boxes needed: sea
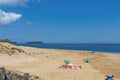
[16,43,120,54]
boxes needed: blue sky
[0,0,120,43]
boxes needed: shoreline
[17,45,120,54]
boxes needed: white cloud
[0,0,41,6]
[0,9,22,25]
[0,0,28,6]
[26,21,32,25]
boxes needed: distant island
[26,41,43,44]
[0,39,17,44]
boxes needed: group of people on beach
[60,57,114,80]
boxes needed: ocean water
[16,43,120,53]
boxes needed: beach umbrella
[64,59,71,64]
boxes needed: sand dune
[0,42,120,80]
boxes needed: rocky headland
[26,41,43,44]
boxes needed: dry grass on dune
[90,53,120,79]
[0,42,27,55]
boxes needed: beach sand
[0,42,120,80]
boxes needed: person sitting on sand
[105,75,114,80]
[59,59,82,70]
[84,57,90,63]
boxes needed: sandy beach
[0,42,120,80]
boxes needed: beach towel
[71,65,81,70]
[60,64,82,70]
